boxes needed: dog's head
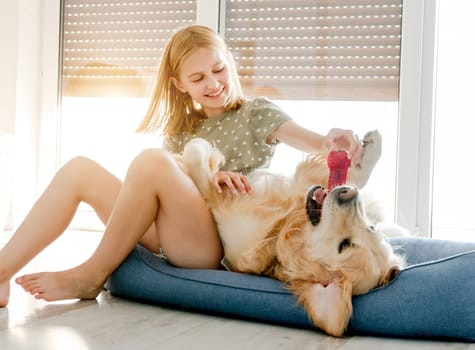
[289,185,404,336]
[306,185,404,294]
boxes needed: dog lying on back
[181,130,405,337]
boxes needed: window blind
[61,0,197,97]
[225,0,402,101]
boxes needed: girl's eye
[191,76,203,83]
[214,66,225,74]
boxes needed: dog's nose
[335,186,358,203]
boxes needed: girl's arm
[269,120,363,163]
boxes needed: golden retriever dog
[181,130,405,337]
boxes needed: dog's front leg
[348,130,382,189]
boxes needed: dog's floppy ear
[379,264,401,286]
[289,268,353,337]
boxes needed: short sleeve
[163,136,179,154]
[249,97,292,146]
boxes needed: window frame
[38,0,62,194]
[396,0,437,236]
[34,0,437,236]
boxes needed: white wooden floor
[0,230,473,349]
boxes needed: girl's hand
[213,171,252,195]
[325,128,363,164]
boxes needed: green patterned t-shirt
[164,97,292,174]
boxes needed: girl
[0,25,363,306]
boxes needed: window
[224,0,401,101]
[62,0,197,98]
[60,0,199,176]
[60,0,198,228]
[224,0,402,217]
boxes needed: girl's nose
[206,77,219,89]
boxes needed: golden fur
[181,131,405,337]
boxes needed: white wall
[0,3,20,134]
[0,2,21,229]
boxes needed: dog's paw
[183,138,212,155]
[183,138,213,166]
[182,138,225,192]
[348,130,382,189]
[360,130,382,168]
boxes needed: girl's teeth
[207,88,222,97]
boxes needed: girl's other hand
[325,128,363,164]
[213,171,252,195]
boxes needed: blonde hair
[137,25,245,135]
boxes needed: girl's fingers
[240,175,253,194]
[213,177,223,193]
[213,172,252,194]
[227,174,248,194]
[234,174,253,194]
[327,128,364,163]
[223,176,238,194]
[349,142,363,165]
[236,173,254,194]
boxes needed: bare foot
[0,280,10,307]
[15,266,104,302]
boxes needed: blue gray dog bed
[105,237,475,341]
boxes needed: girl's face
[173,47,231,118]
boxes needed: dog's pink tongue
[327,150,351,191]
[312,186,327,205]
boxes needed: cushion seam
[136,247,293,296]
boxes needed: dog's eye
[338,238,352,253]
[368,225,376,232]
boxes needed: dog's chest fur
[211,172,306,271]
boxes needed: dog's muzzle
[306,185,327,226]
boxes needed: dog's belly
[214,211,267,266]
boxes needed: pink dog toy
[327,150,351,191]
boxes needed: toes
[35,292,49,301]
[15,275,30,287]
[16,275,41,294]
[27,284,42,295]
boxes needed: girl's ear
[171,77,187,93]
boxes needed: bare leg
[0,156,158,306]
[15,149,221,302]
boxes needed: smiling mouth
[306,185,327,226]
[206,87,224,97]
